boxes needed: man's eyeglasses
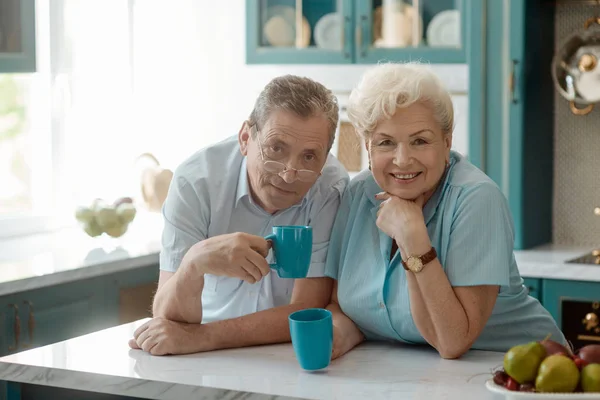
[252,124,322,183]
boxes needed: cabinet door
[246,0,353,64]
[542,279,600,349]
[0,0,36,73]
[355,0,479,64]
[0,295,20,357]
[13,276,119,352]
[523,277,541,300]
[483,0,555,249]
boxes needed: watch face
[407,257,423,272]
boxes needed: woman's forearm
[406,259,472,358]
[405,273,439,343]
[153,262,205,323]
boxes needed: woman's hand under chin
[375,192,431,256]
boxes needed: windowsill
[0,212,163,296]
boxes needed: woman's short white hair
[347,62,454,140]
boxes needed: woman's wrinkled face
[367,102,452,202]
[238,110,330,214]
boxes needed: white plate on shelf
[485,380,599,399]
[426,9,460,47]
[314,12,342,51]
[262,5,310,48]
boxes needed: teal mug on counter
[264,225,312,279]
[289,308,333,370]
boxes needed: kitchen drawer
[523,277,541,300]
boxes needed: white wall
[131,0,469,170]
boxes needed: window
[0,1,225,239]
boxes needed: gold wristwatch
[401,247,437,273]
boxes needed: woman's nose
[393,144,411,165]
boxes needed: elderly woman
[325,63,564,360]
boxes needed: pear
[579,345,600,364]
[535,354,580,393]
[116,202,136,224]
[83,219,103,237]
[504,341,546,384]
[95,206,120,229]
[581,364,600,393]
[74,206,95,223]
[104,223,128,238]
[539,337,573,357]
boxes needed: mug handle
[264,233,277,269]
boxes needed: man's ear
[239,121,251,156]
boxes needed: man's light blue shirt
[160,135,349,323]
[325,151,564,352]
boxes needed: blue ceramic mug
[289,308,333,370]
[264,225,312,279]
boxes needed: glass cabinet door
[355,0,467,63]
[246,0,353,64]
[0,0,36,73]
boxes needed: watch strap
[402,247,437,271]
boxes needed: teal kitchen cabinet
[0,0,36,73]
[542,279,600,349]
[0,276,119,357]
[523,277,541,300]
[246,0,483,65]
[483,0,555,249]
[0,264,159,358]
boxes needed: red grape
[493,370,508,386]
[505,377,519,391]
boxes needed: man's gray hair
[249,75,339,151]
[347,62,454,140]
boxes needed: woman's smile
[389,171,422,184]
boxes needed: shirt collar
[235,157,309,209]
[235,157,250,206]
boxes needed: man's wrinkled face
[238,110,331,214]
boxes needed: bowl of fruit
[486,339,600,399]
[75,197,137,238]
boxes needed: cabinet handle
[342,16,350,58]
[21,301,35,348]
[509,59,519,104]
[7,304,20,351]
[356,15,367,58]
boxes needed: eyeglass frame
[251,124,323,183]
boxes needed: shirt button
[379,302,385,309]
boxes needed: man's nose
[279,169,299,184]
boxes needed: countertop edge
[0,361,306,400]
[0,252,159,297]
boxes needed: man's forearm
[202,303,309,350]
[153,263,205,323]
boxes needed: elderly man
[129,75,349,355]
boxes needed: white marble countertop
[0,318,504,400]
[0,214,162,296]
[515,244,600,282]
